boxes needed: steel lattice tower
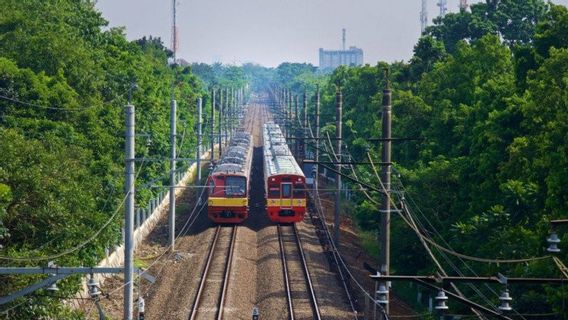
[420,0,428,33]
[437,0,448,17]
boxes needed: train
[263,122,307,223]
[206,131,253,223]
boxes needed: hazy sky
[95,0,568,67]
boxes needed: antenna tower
[420,0,428,33]
[342,28,346,51]
[171,0,179,61]
[437,0,448,17]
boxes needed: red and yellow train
[206,131,253,223]
[263,122,307,223]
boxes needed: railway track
[189,225,237,320]
[277,224,322,320]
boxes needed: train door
[281,182,292,209]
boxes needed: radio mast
[171,0,178,63]
[437,0,448,17]
[420,0,428,33]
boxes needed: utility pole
[211,88,216,163]
[169,99,177,251]
[288,90,292,141]
[219,88,223,158]
[295,95,299,125]
[315,86,320,193]
[224,88,229,146]
[124,104,135,320]
[300,91,307,162]
[229,87,233,141]
[379,71,392,316]
[294,95,299,157]
[168,0,178,252]
[284,89,289,139]
[232,87,236,137]
[283,89,287,138]
[197,97,203,182]
[334,86,342,244]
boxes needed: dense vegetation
[0,0,217,318]
[2,0,568,317]
[270,0,568,316]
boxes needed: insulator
[376,284,389,304]
[499,289,513,312]
[88,276,101,298]
[46,281,59,293]
[434,290,449,311]
[547,232,561,253]
[45,261,59,293]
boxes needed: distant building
[318,47,364,70]
[319,30,363,70]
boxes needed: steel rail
[189,225,237,320]
[189,225,221,320]
[293,224,322,320]
[217,226,237,320]
[278,224,322,320]
[277,224,295,320]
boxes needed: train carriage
[206,132,253,223]
[263,122,307,223]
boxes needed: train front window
[293,184,305,198]
[268,184,280,197]
[281,183,292,198]
[225,176,246,197]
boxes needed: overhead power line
[0,87,130,112]
[0,161,147,262]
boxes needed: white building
[319,46,364,71]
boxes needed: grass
[134,257,150,269]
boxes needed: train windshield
[225,176,246,197]
[293,184,305,198]
[281,183,292,198]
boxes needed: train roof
[213,163,245,175]
[213,132,252,175]
[263,123,304,177]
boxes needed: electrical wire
[0,86,131,112]
[102,151,213,300]
[0,160,147,262]
[102,100,245,303]
[310,184,390,319]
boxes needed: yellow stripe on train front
[208,197,248,207]
[266,199,306,207]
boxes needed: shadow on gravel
[243,147,271,232]
[182,205,214,237]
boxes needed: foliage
[0,0,205,317]
[280,1,568,315]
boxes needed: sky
[95,0,568,67]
